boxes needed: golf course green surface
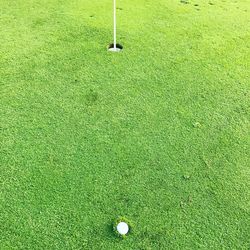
[1,0,250,249]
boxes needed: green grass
[0,0,250,249]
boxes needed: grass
[0,0,249,249]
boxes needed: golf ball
[117,222,129,235]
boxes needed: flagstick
[113,0,116,49]
[108,0,122,52]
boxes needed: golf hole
[108,43,123,52]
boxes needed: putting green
[0,0,249,249]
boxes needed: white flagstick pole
[108,0,122,52]
[113,0,116,49]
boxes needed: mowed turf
[0,0,250,249]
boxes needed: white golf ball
[117,222,129,235]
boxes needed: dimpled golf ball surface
[117,222,129,235]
